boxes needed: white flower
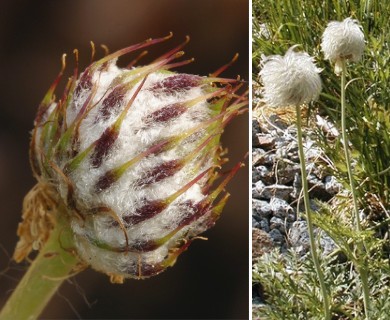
[321,17,365,64]
[259,46,322,107]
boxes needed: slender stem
[340,60,370,319]
[0,206,81,320]
[340,61,362,233]
[295,104,331,320]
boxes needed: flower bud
[259,46,322,107]
[15,35,247,281]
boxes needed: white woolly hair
[259,46,322,107]
[321,17,365,63]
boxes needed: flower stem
[295,104,331,320]
[340,60,370,319]
[0,205,81,320]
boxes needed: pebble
[252,119,262,147]
[258,184,293,201]
[252,199,272,218]
[270,197,294,217]
[252,148,266,166]
[276,163,300,185]
[288,220,310,252]
[270,216,286,233]
[252,228,274,262]
[253,165,274,184]
[258,219,270,232]
[324,175,343,195]
[269,228,284,243]
[257,135,276,149]
[288,220,336,256]
[252,180,265,199]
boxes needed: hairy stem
[295,104,331,320]
[340,60,370,319]
[0,205,81,320]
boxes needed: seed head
[321,17,365,73]
[16,34,247,281]
[259,46,322,107]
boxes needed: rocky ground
[251,103,342,305]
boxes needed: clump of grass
[253,241,390,320]
[253,0,390,318]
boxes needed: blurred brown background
[0,0,249,319]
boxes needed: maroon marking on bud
[145,103,187,124]
[141,138,173,157]
[74,68,93,97]
[150,74,201,94]
[124,239,193,277]
[91,127,118,168]
[110,220,120,227]
[95,171,117,192]
[122,261,164,278]
[123,200,167,225]
[130,240,159,252]
[177,201,209,227]
[99,86,126,120]
[66,184,77,211]
[138,262,165,278]
[136,160,181,186]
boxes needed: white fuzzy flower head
[15,35,247,282]
[259,46,322,107]
[321,17,365,73]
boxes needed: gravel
[252,113,340,305]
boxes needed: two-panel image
[0,0,388,319]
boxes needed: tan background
[0,0,249,318]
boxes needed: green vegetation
[253,0,390,318]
